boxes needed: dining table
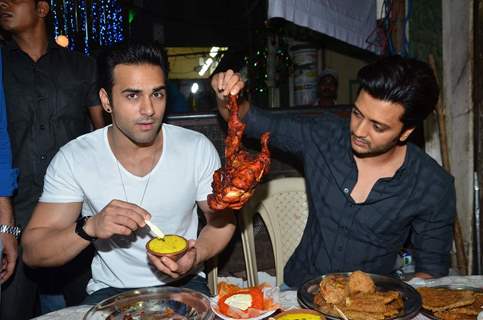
[31,275,483,320]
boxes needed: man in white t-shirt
[21,43,236,304]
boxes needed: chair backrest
[239,177,308,287]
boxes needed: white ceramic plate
[210,298,277,320]
[210,286,280,320]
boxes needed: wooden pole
[428,54,468,275]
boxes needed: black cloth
[1,41,98,320]
[244,106,456,288]
[2,40,99,227]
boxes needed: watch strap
[0,224,22,239]
[75,216,97,242]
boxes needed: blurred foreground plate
[418,285,483,320]
[83,286,215,320]
[297,272,421,320]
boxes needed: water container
[291,45,318,106]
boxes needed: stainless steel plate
[297,272,421,320]
[418,285,483,320]
[83,286,215,320]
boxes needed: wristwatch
[75,216,97,242]
[0,224,22,239]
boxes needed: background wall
[323,49,369,105]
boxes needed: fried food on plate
[314,271,403,320]
[345,291,400,313]
[424,291,483,320]
[417,287,476,312]
[348,270,376,295]
[433,311,477,320]
[319,274,349,304]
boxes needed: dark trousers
[0,253,38,320]
[82,275,210,305]
[0,245,94,320]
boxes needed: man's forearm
[0,197,13,225]
[195,213,236,265]
[22,224,91,267]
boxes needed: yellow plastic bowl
[274,309,326,320]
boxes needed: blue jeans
[82,275,210,305]
[40,294,66,314]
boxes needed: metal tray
[418,285,483,320]
[83,286,215,320]
[297,272,421,320]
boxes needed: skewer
[333,305,349,320]
[145,220,165,239]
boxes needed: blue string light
[49,0,124,55]
[50,0,60,37]
[79,0,89,54]
[66,0,77,50]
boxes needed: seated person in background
[211,55,455,288]
[21,43,236,304]
[314,69,338,107]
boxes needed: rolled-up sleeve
[411,181,456,277]
[244,106,308,156]
[0,51,18,196]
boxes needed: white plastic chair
[238,177,309,287]
[206,256,218,296]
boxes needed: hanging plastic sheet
[268,0,377,52]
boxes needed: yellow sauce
[147,235,187,254]
[277,313,321,320]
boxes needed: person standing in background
[314,69,338,107]
[0,0,104,318]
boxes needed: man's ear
[36,1,50,18]
[99,88,112,113]
[399,127,415,142]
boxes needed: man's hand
[0,232,17,283]
[147,239,197,279]
[211,70,249,122]
[84,200,151,240]
[413,272,433,280]
[0,197,16,283]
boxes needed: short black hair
[98,43,168,97]
[357,55,439,128]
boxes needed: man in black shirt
[0,0,104,318]
[211,56,456,287]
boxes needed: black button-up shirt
[244,106,456,287]
[2,41,100,226]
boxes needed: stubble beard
[351,134,400,158]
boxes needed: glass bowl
[83,286,215,320]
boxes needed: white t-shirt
[39,124,221,293]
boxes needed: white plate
[210,299,277,320]
[210,286,279,320]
